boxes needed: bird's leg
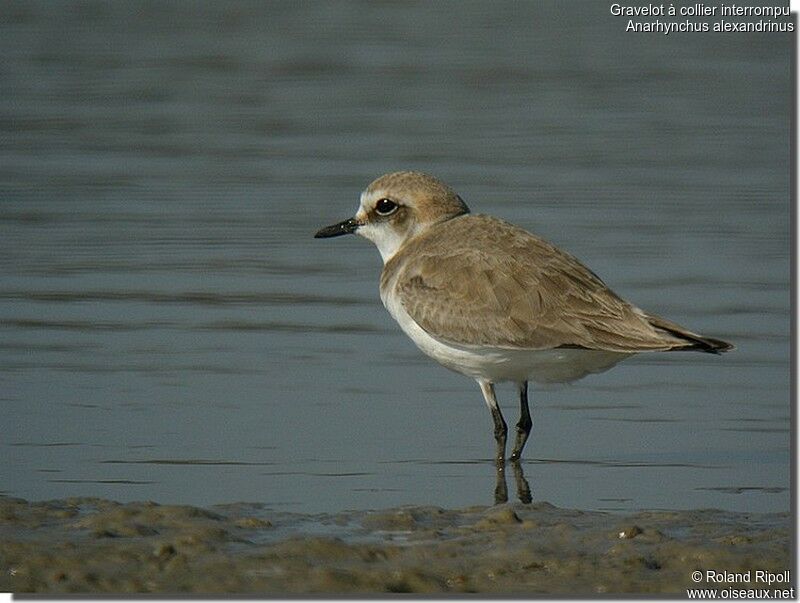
[509,381,532,462]
[478,380,507,464]
[511,458,532,504]
[494,460,509,505]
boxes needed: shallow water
[1,1,791,514]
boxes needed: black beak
[314,217,359,238]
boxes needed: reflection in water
[494,461,532,505]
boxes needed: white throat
[356,222,409,264]
[354,192,421,264]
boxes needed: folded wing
[387,215,730,353]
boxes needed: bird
[314,171,733,464]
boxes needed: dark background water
[1,1,791,514]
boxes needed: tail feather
[646,314,735,354]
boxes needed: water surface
[1,1,791,514]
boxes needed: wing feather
[384,215,692,352]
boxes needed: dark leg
[478,380,507,464]
[511,458,532,504]
[509,381,532,462]
[494,461,508,505]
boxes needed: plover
[315,172,733,463]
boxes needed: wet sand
[0,494,790,595]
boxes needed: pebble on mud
[618,525,643,539]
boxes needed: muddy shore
[0,495,790,595]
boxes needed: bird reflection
[494,460,532,505]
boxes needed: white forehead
[359,187,388,206]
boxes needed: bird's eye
[375,198,398,216]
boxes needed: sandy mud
[0,495,790,594]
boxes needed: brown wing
[384,215,698,352]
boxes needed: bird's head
[314,171,470,263]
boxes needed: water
[1,1,790,514]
